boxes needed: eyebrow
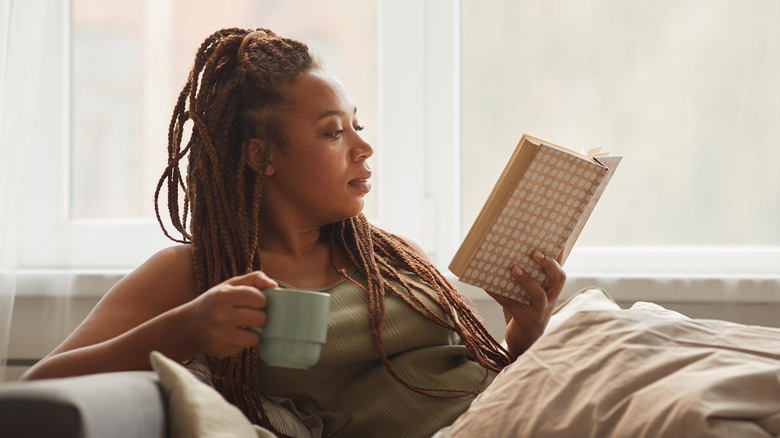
[315,106,358,122]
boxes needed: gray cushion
[0,371,167,438]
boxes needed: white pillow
[629,301,691,319]
[547,287,621,332]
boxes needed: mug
[250,288,331,369]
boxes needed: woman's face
[262,70,373,226]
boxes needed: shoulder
[44,245,198,356]
[143,244,195,271]
[107,244,198,306]
[128,244,194,281]
[367,222,430,261]
[398,236,430,261]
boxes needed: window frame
[19,0,171,269]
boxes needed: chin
[346,198,365,215]
[321,197,365,224]
[338,204,365,222]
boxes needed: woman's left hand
[485,250,566,360]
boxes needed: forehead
[283,70,354,118]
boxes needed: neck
[259,216,326,257]
[258,225,346,288]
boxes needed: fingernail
[533,250,545,261]
[512,265,524,277]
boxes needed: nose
[351,131,373,161]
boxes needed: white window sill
[7,269,780,305]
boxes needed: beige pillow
[150,351,275,438]
[547,286,621,331]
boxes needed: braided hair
[154,27,512,428]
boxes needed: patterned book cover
[450,135,620,302]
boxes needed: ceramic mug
[250,288,331,369]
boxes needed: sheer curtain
[0,0,50,380]
[0,0,385,381]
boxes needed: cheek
[307,155,346,183]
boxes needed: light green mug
[250,288,331,369]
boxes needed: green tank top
[257,269,496,438]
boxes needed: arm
[486,250,566,359]
[21,245,277,380]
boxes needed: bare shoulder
[120,244,197,295]
[398,235,430,261]
[105,244,199,311]
[48,244,198,354]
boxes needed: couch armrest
[0,371,167,438]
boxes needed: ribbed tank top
[257,269,495,437]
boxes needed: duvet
[445,303,780,438]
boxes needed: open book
[449,134,621,302]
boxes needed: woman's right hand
[182,271,278,359]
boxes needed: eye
[326,130,345,139]
[354,123,365,132]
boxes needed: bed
[10,287,774,437]
[440,289,780,438]
[150,286,780,437]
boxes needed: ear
[246,138,275,175]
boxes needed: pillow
[629,301,691,319]
[150,351,321,438]
[151,351,273,438]
[547,286,621,332]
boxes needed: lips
[348,171,372,194]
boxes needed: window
[18,0,780,281]
[460,0,780,276]
[20,0,380,269]
[70,0,378,220]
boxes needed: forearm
[20,306,196,381]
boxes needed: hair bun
[238,29,271,59]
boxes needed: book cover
[449,134,621,302]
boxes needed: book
[449,134,621,302]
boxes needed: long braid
[154,27,512,430]
[336,215,512,398]
[154,27,327,432]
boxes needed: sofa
[0,370,168,438]
[0,352,323,438]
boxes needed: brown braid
[333,216,512,398]
[154,27,511,429]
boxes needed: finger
[509,265,547,309]
[251,271,279,290]
[532,252,566,304]
[224,270,279,290]
[485,289,525,310]
[554,249,565,264]
[218,285,268,309]
[231,307,268,328]
[532,251,566,286]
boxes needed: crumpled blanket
[446,304,780,438]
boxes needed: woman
[21,28,566,437]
